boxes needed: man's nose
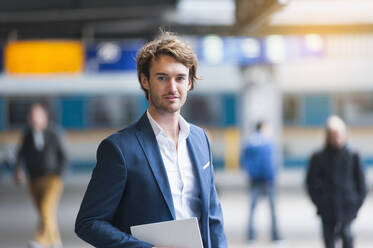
[168,79,177,92]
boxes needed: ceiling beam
[259,24,373,36]
[89,20,234,35]
[234,0,287,35]
[0,5,174,23]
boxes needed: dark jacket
[306,146,367,224]
[16,125,67,179]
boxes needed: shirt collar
[178,114,190,140]
[147,110,190,139]
[147,111,163,137]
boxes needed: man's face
[141,55,191,115]
[327,127,346,149]
[29,106,48,131]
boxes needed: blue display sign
[198,35,325,65]
[84,35,325,71]
[85,42,144,72]
[198,36,266,65]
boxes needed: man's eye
[176,77,185,81]
[158,76,167,81]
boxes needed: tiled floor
[1,170,372,248]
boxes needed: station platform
[0,169,372,248]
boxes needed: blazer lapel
[135,114,176,219]
[186,132,210,212]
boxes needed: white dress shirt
[32,129,45,151]
[147,111,201,220]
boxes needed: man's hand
[14,168,25,186]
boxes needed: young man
[306,116,367,248]
[75,32,227,248]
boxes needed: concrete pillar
[240,65,282,166]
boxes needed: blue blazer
[75,113,227,248]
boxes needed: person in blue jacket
[240,121,280,242]
[75,31,227,248]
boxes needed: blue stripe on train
[284,157,373,168]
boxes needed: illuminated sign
[199,35,325,65]
[5,41,84,74]
[85,42,143,72]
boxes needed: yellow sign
[224,128,240,170]
[5,40,84,74]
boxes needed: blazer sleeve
[53,128,68,174]
[75,138,153,248]
[305,153,323,207]
[204,132,228,248]
[353,153,367,208]
[15,129,28,170]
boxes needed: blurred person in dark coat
[14,103,67,248]
[306,115,367,248]
[240,121,281,242]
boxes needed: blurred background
[0,0,373,247]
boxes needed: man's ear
[140,73,149,90]
[187,78,192,91]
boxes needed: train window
[7,97,53,129]
[337,93,373,125]
[303,95,330,126]
[182,94,221,126]
[282,94,300,125]
[88,95,136,128]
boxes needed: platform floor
[1,170,372,248]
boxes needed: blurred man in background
[240,121,281,243]
[14,103,67,248]
[306,115,367,248]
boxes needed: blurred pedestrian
[240,121,281,242]
[14,103,67,248]
[306,115,367,248]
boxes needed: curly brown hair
[136,32,198,99]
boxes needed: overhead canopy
[1,0,373,42]
[0,0,234,41]
[236,0,373,35]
